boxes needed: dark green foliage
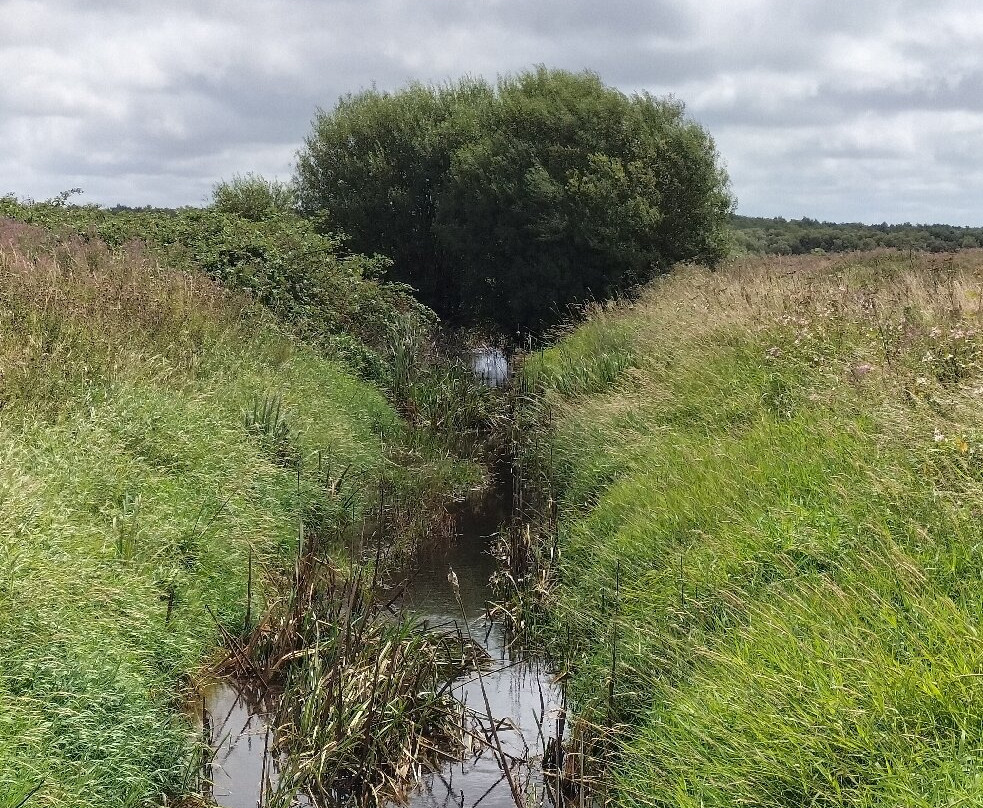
[0,193,432,381]
[296,68,733,332]
[733,214,983,255]
[297,81,480,321]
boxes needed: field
[525,249,983,807]
[0,221,471,807]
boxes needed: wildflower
[934,429,945,443]
[915,376,929,386]
[957,438,970,454]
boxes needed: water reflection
[402,492,563,808]
[201,682,278,807]
[201,478,560,808]
[471,348,509,388]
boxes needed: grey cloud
[2,0,982,222]
[477,0,695,38]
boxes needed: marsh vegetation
[522,248,983,807]
[6,65,983,808]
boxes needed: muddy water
[200,683,281,807]
[401,490,563,808]
[201,482,561,808]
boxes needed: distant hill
[732,214,983,255]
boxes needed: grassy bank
[0,221,472,807]
[525,249,983,806]
[0,193,433,384]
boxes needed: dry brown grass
[634,249,983,350]
[0,222,265,412]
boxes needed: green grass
[523,304,640,398]
[0,224,471,807]
[524,250,983,807]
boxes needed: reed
[228,557,480,807]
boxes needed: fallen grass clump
[0,221,471,807]
[235,560,476,807]
[522,249,983,806]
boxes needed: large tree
[296,68,733,332]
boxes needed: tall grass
[0,222,472,807]
[523,249,983,806]
[522,304,640,398]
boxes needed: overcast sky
[3,0,982,224]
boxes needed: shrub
[296,68,733,332]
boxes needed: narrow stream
[401,487,563,808]
[200,476,562,808]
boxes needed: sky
[3,0,983,225]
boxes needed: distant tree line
[732,215,983,255]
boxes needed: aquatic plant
[231,560,478,807]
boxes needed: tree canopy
[296,68,733,332]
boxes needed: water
[401,491,564,808]
[200,482,561,808]
[200,682,280,807]
[471,348,509,388]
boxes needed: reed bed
[522,249,983,807]
[214,549,490,808]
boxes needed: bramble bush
[0,192,432,383]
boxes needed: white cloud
[1,0,981,223]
